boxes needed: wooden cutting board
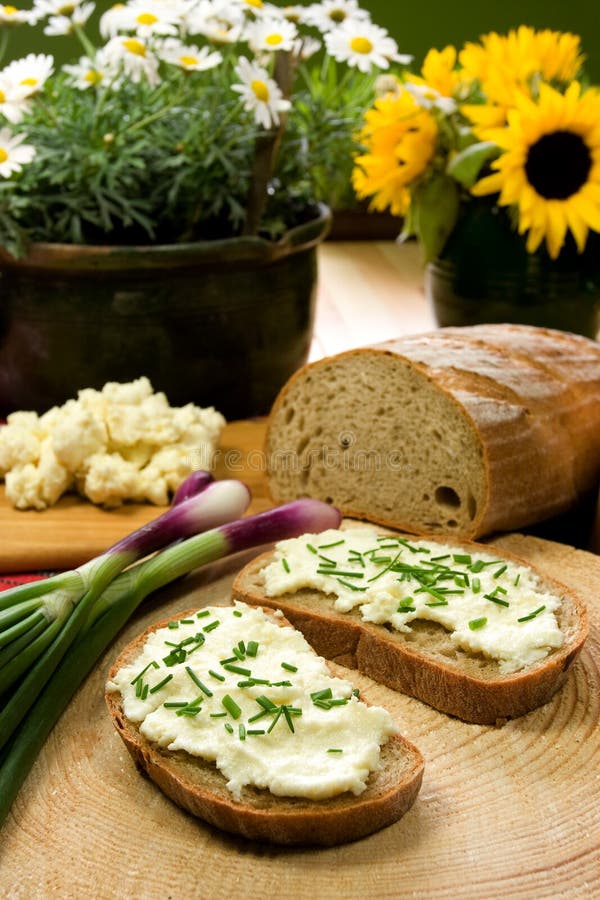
[0,419,271,572]
[1,532,599,898]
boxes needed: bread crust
[231,534,589,725]
[264,324,600,539]
[105,608,424,846]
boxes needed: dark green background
[6,1,599,81]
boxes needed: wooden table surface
[2,243,599,897]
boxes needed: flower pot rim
[0,202,332,273]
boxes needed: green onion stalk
[0,476,252,750]
[0,496,341,827]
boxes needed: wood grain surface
[1,530,599,899]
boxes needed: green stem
[72,23,96,60]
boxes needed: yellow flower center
[350,36,373,55]
[251,79,270,102]
[179,55,198,67]
[84,69,103,85]
[20,77,38,86]
[123,38,146,57]
[265,33,283,46]
[136,12,158,26]
[330,9,347,23]
[58,3,74,14]
[0,148,8,163]
[0,89,5,103]
[2,6,18,15]
[244,0,263,7]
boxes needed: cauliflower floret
[82,452,143,507]
[5,438,72,509]
[0,417,42,475]
[51,404,108,474]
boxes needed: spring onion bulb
[0,496,340,826]
[0,477,251,751]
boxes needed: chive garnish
[210,712,227,718]
[514,573,521,586]
[246,640,259,657]
[196,609,210,618]
[131,660,159,685]
[317,569,364,578]
[223,663,251,676]
[281,662,298,672]
[270,680,292,687]
[247,729,265,735]
[164,701,188,709]
[318,539,345,549]
[256,695,278,711]
[267,708,283,733]
[220,656,237,665]
[397,604,416,613]
[468,617,487,630]
[311,688,332,701]
[327,748,343,754]
[430,554,450,562]
[239,724,246,741]
[140,683,149,701]
[180,618,194,625]
[282,558,290,573]
[176,706,201,717]
[425,600,448,607]
[469,559,485,573]
[149,674,173,694]
[484,594,510,607]
[453,554,472,564]
[336,579,367,592]
[224,722,234,734]
[185,667,212,696]
[518,605,546,622]
[472,577,481,593]
[306,543,318,554]
[233,609,243,618]
[494,564,508,579]
[167,621,179,629]
[222,694,242,719]
[208,669,225,682]
[203,620,220,632]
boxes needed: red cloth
[0,573,50,590]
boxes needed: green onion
[0,495,342,827]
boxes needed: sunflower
[352,90,438,216]
[471,81,600,259]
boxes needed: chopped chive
[238,723,246,741]
[468,617,487,631]
[176,707,201,717]
[149,674,173,694]
[494,564,508,579]
[248,709,269,723]
[453,553,472,564]
[223,663,251,676]
[281,662,298,672]
[167,621,179,629]
[328,698,348,707]
[327,748,343,754]
[237,679,258,688]
[425,600,448,607]
[208,669,225,682]
[484,594,510,607]
[256,695,277,711]
[514,573,521,586]
[518,605,546,623]
[267,707,283,733]
[317,569,363,578]
[232,646,244,661]
[203,620,220,633]
[210,712,227,718]
[469,559,485,573]
[336,579,367,592]
[317,554,336,566]
[247,729,265,735]
[185,666,212,696]
[131,660,159,685]
[196,609,210,618]
[311,688,333,701]
[282,558,290,573]
[270,680,292,687]
[313,699,332,710]
[430,554,450,562]
[281,706,295,733]
[180,618,194,624]
[246,640,259,657]
[164,701,188,709]
[352,688,360,698]
[220,656,237,665]
[135,679,144,698]
[472,577,481,593]
[140,683,149,701]
[306,543,318,555]
[222,694,242,719]
[397,604,416,613]
[233,609,243,618]
[318,539,345,549]
[224,722,234,734]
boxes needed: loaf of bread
[105,604,424,846]
[232,527,588,724]
[264,324,600,539]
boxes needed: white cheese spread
[106,602,397,801]
[261,528,565,675]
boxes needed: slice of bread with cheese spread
[231,527,588,725]
[105,603,424,846]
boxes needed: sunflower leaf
[447,141,500,188]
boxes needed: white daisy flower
[99,3,135,39]
[1,53,54,97]
[404,81,457,114]
[0,4,38,25]
[186,2,245,44]
[291,35,321,60]
[246,16,297,53]
[305,0,369,33]
[158,39,222,71]
[102,35,161,86]
[0,126,35,178]
[324,20,412,73]
[32,0,87,18]
[62,55,105,89]
[43,1,94,35]
[0,77,31,124]
[231,55,290,130]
